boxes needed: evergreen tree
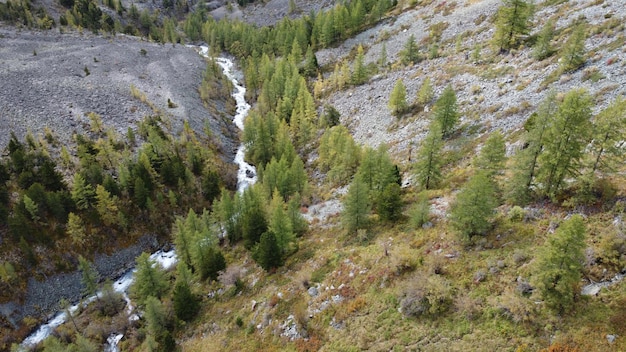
[537,88,592,199]
[533,19,555,60]
[433,84,459,137]
[66,212,87,246]
[449,172,498,242]
[377,183,402,222]
[302,45,319,77]
[506,90,557,205]
[473,130,506,176]
[131,253,168,305]
[356,144,398,200]
[416,77,434,108]
[318,126,361,185]
[492,0,534,52]
[560,23,587,72]
[78,256,99,299]
[321,104,341,128]
[71,174,94,210]
[351,45,368,85]
[195,244,226,282]
[342,177,371,234]
[532,215,586,313]
[144,296,167,341]
[388,79,408,117]
[95,184,118,226]
[215,191,242,243]
[400,34,420,65]
[414,123,444,190]
[409,191,431,229]
[287,193,308,236]
[240,186,268,249]
[587,97,626,174]
[173,279,198,322]
[254,231,283,271]
[268,190,295,255]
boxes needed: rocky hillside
[318,0,626,163]
[2,0,626,351]
[0,27,238,155]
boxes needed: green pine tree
[342,177,371,234]
[492,0,534,52]
[449,172,498,242]
[537,88,592,199]
[400,34,420,65]
[71,174,94,210]
[416,77,434,108]
[533,19,555,60]
[254,231,283,271]
[131,253,168,305]
[414,123,444,190]
[388,79,408,117]
[78,256,99,299]
[433,84,459,137]
[377,183,402,222]
[560,23,587,72]
[474,130,506,176]
[505,90,558,205]
[351,45,368,85]
[532,215,586,313]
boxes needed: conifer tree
[416,77,434,108]
[356,145,398,198]
[71,174,94,210]
[95,184,118,226]
[537,88,592,199]
[240,186,268,249]
[78,256,99,299]
[400,34,420,65]
[474,130,506,176]
[388,79,408,117]
[144,296,167,340]
[287,193,308,236]
[342,177,371,234]
[351,45,368,85]
[377,183,402,222]
[506,90,557,205]
[560,23,587,72]
[302,45,319,77]
[131,253,168,305]
[449,171,498,242]
[196,245,226,281]
[532,215,586,313]
[433,84,459,137]
[171,210,194,268]
[268,190,295,255]
[409,191,431,229]
[414,123,444,190]
[587,97,626,175]
[533,19,555,60]
[67,212,87,246]
[254,231,283,271]
[173,278,198,322]
[493,0,534,52]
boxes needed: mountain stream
[19,45,255,351]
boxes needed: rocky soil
[0,27,238,155]
[317,0,626,167]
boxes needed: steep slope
[0,28,238,154]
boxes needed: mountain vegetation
[1,0,626,351]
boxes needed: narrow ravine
[199,46,257,191]
[19,46,255,351]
